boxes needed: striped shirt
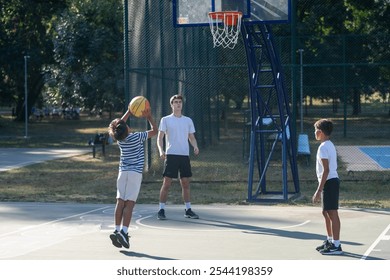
[117,131,148,173]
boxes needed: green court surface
[0,202,388,260]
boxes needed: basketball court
[0,202,389,260]
[1,1,388,278]
[337,146,390,172]
[0,145,388,261]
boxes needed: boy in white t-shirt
[312,119,343,255]
[156,94,200,220]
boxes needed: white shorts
[116,171,142,201]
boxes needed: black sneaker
[316,240,331,251]
[157,209,166,220]
[109,230,122,248]
[184,208,199,219]
[320,243,343,255]
[116,229,130,249]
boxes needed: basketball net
[208,11,242,49]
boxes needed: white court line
[136,214,311,232]
[278,220,311,229]
[0,205,112,259]
[0,205,111,238]
[361,223,390,260]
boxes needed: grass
[0,110,389,209]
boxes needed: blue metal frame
[242,23,300,202]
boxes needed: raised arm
[120,109,132,123]
[142,107,158,138]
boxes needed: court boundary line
[0,205,110,239]
[361,223,390,260]
[135,214,311,232]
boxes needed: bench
[89,133,108,158]
[297,133,311,165]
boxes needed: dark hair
[314,119,333,136]
[108,118,128,141]
[170,94,183,104]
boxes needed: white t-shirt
[316,140,338,182]
[158,114,195,156]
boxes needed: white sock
[333,240,340,247]
[115,225,120,232]
[327,236,333,242]
[159,203,165,210]
[185,202,191,210]
[122,226,128,234]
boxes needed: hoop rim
[208,11,243,26]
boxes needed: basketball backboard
[173,0,290,27]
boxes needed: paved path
[0,148,90,172]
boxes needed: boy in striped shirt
[108,105,157,249]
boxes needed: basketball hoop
[208,11,242,49]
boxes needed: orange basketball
[128,96,150,118]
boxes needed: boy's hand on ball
[141,107,151,118]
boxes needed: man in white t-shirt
[157,94,200,220]
[312,119,342,255]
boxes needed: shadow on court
[120,250,176,260]
[0,202,388,260]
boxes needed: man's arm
[188,133,199,155]
[157,130,166,159]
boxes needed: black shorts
[322,178,340,211]
[163,155,192,179]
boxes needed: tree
[296,0,389,115]
[0,0,68,121]
[48,0,124,115]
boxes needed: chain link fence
[125,1,389,185]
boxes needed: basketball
[128,96,150,118]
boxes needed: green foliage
[296,0,389,113]
[0,0,123,120]
[0,0,389,122]
[49,0,124,112]
[0,0,68,120]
